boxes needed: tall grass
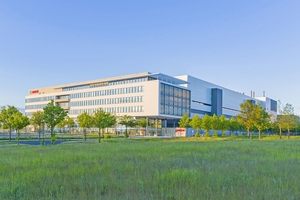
[0,139,299,199]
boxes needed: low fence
[0,127,187,138]
[1,127,299,138]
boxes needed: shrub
[238,133,243,136]
[195,132,200,137]
[40,141,44,146]
[222,132,226,137]
[104,134,112,139]
[204,132,210,137]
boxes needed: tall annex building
[25,72,277,131]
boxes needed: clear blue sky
[0,0,299,113]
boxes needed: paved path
[18,140,65,146]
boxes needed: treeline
[179,100,299,139]
[0,100,146,145]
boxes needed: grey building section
[271,100,277,112]
[211,88,223,117]
[175,74,277,120]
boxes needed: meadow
[0,138,299,200]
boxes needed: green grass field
[0,138,299,199]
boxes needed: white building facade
[25,72,277,135]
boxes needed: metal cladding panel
[271,99,277,112]
[211,88,223,117]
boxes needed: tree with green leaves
[0,105,19,141]
[229,116,239,136]
[77,112,94,141]
[236,100,258,139]
[30,111,44,141]
[43,100,68,144]
[119,115,136,138]
[179,113,191,129]
[65,116,75,134]
[11,111,30,145]
[202,114,212,137]
[281,103,297,139]
[93,109,116,143]
[57,117,67,139]
[106,113,117,136]
[254,107,270,140]
[137,118,148,136]
[189,114,202,137]
[219,115,229,137]
[211,114,221,137]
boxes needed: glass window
[169,106,174,115]
[170,86,174,96]
[160,84,165,94]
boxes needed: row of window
[69,96,144,107]
[25,96,55,103]
[160,83,191,98]
[160,95,190,108]
[25,104,47,110]
[25,86,144,103]
[160,105,190,116]
[62,77,148,91]
[25,96,144,110]
[69,106,144,115]
[70,86,144,99]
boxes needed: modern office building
[25,72,277,133]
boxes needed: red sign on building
[31,90,39,94]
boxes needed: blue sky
[0,0,299,113]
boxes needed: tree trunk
[17,130,20,145]
[38,126,41,142]
[259,130,261,140]
[280,127,282,139]
[98,128,101,143]
[51,128,53,142]
[288,128,290,139]
[247,128,250,139]
[84,128,86,141]
[9,127,11,141]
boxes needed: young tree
[43,100,68,144]
[281,103,297,139]
[57,117,67,136]
[236,100,257,139]
[11,112,30,145]
[119,115,136,138]
[219,115,229,136]
[254,107,270,140]
[93,109,116,143]
[30,111,44,141]
[189,114,202,137]
[77,112,94,141]
[211,114,221,137]
[179,113,191,129]
[137,118,148,136]
[65,116,75,134]
[229,116,239,136]
[0,105,19,141]
[106,113,117,136]
[202,114,212,137]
